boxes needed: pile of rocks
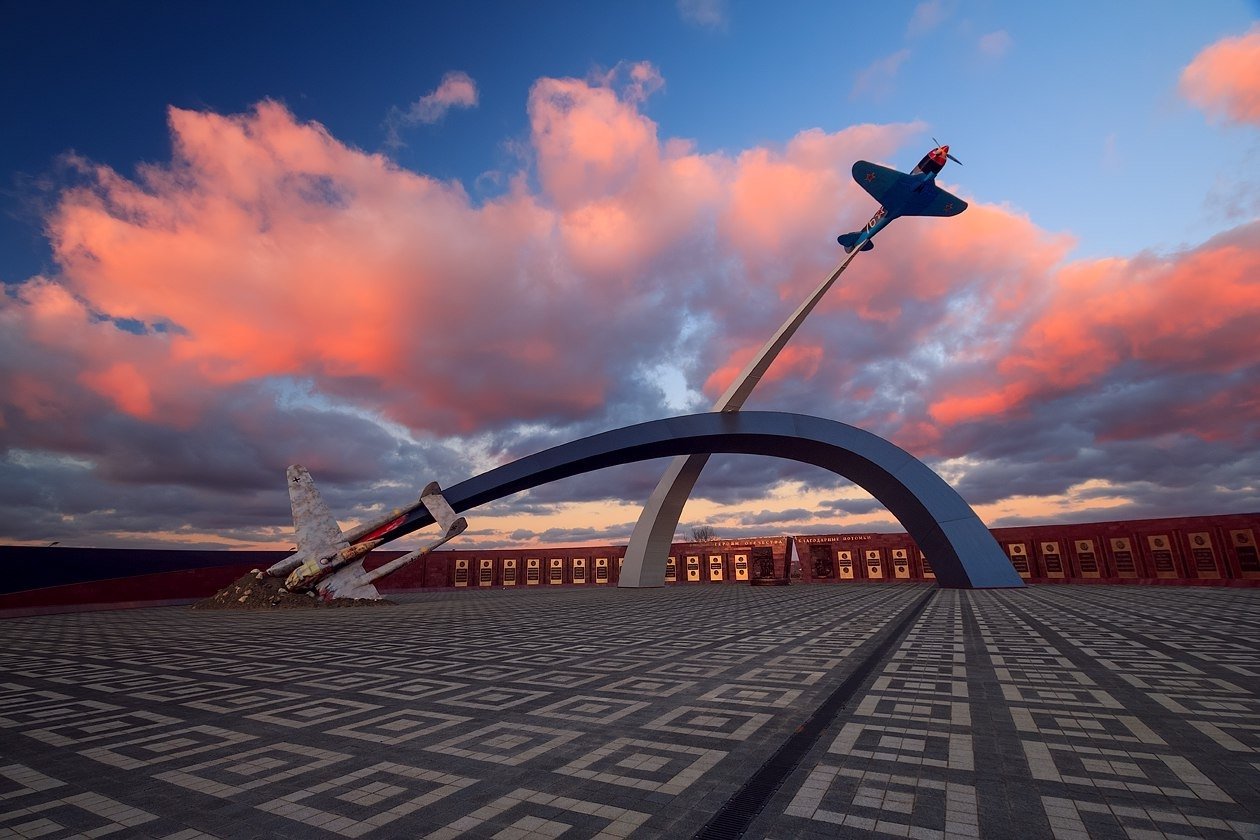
[191,569,395,610]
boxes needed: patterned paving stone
[256,761,476,837]
[0,584,1257,838]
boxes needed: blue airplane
[837,143,967,253]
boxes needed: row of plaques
[805,544,932,581]
[1002,529,1259,579]
[453,555,618,587]
[664,553,752,583]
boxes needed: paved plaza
[0,584,1258,839]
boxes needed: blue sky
[1,1,1258,549]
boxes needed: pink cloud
[925,222,1260,439]
[25,101,596,434]
[5,81,916,444]
[622,61,665,104]
[703,343,824,398]
[529,75,663,209]
[405,70,479,124]
[1180,25,1260,125]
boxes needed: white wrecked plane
[265,466,467,600]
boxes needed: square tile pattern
[1,584,1259,838]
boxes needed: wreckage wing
[287,465,347,553]
[852,161,904,204]
[912,183,968,217]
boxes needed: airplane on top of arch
[837,140,968,254]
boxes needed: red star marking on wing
[864,172,877,183]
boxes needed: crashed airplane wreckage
[262,465,467,601]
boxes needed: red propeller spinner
[931,138,963,167]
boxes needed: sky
[2,1,1259,551]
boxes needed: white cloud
[677,0,728,30]
[978,30,1013,60]
[907,0,950,38]
[850,49,911,101]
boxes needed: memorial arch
[394,411,1023,590]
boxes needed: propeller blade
[946,153,963,166]
[932,136,940,147]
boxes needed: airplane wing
[287,465,347,553]
[912,184,968,217]
[851,161,905,204]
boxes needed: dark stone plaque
[751,546,775,579]
[749,546,786,586]
[809,544,834,580]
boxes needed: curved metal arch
[389,411,1023,589]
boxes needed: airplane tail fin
[836,232,874,254]
[287,465,346,553]
[267,465,349,577]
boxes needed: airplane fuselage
[850,169,940,250]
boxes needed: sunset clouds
[3,45,1259,549]
[1181,25,1260,125]
[924,223,1260,431]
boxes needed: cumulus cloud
[1180,24,1260,125]
[3,61,1259,550]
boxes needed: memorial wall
[411,513,1260,589]
[1,513,1257,612]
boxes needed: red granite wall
[3,513,1256,613]
[789,513,1260,586]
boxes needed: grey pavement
[0,584,1257,838]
